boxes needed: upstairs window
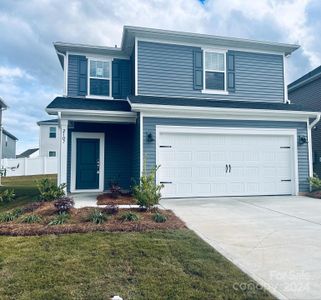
[204,51,226,91]
[49,127,56,138]
[89,59,111,97]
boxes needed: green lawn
[0,175,56,212]
[0,175,274,299]
[0,230,273,300]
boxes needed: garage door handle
[225,164,228,173]
[160,181,172,184]
[229,164,231,173]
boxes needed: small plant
[308,174,321,191]
[133,165,163,210]
[37,178,66,201]
[88,209,108,224]
[48,212,69,225]
[0,189,15,203]
[20,214,42,224]
[102,205,119,215]
[120,211,139,222]
[152,212,167,223]
[22,202,42,213]
[0,208,22,222]
[110,180,121,199]
[54,197,74,213]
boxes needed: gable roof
[288,65,321,92]
[17,148,39,158]
[37,119,58,126]
[2,129,18,141]
[54,26,300,68]
[0,97,8,109]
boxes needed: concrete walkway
[161,196,321,300]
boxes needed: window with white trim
[49,127,56,139]
[48,151,56,157]
[204,51,226,91]
[89,59,111,97]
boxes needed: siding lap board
[138,41,284,102]
[143,117,309,193]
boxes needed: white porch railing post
[24,157,27,176]
[59,119,68,191]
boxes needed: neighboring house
[0,97,8,162]
[46,26,320,197]
[37,119,59,157]
[17,148,39,158]
[288,66,321,177]
[2,129,18,158]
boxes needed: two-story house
[46,26,320,197]
[37,119,59,158]
[288,66,321,178]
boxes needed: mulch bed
[306,190,321,199]
[96,193,137,205]
[0,202,185,236]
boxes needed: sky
[0,0,321,153]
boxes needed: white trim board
[71,132,105,193]
[155,125,299,196]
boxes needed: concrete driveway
[161,196,321,300]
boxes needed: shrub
[54,197,74,213]
[110,180,121,199]
[102,205,119,215]
[48,212,69,225]
[152,212,167,223]
[0,208,22,222]
[88,209,108,224]
[120,211,139,222]
[20,214,42,224]
[133,165,163,210]
[0,189,15,203]
[308,175,321,191]
[37,178,66,201]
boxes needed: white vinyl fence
[1,157,58,177]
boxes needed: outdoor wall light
[146,132,154,142]
[298,135,308,145]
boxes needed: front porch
[46,98,139,195]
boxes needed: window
[89,59,111,97]
[49,127,56,138]
[204,51,226,91]
[48,151,56,157]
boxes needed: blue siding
[67,55,86,97]
[289,77,321,177]
[137,41,285,102]
[67,122,135,192]
[143,117,309,192]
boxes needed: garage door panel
[158,131,294,197]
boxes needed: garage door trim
[155,125,299,197]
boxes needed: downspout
[57,111,62,185]
[307,114,321,184]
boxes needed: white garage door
[157,128,295,198]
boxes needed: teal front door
[76,138,100,190]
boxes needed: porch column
[58,119,68,189]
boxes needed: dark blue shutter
[227,51,235,92]
[78,57,87,96]
[112,60,121,98]
[193,49,203,90]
